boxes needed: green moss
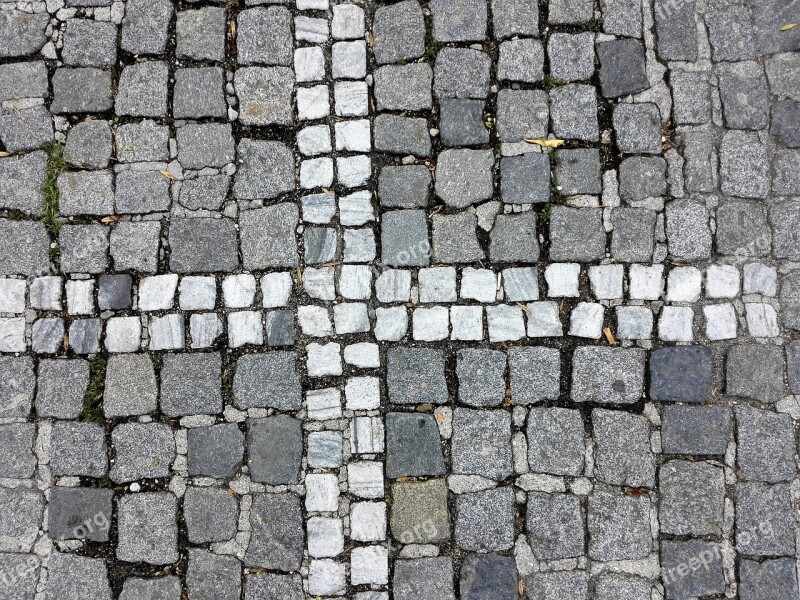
[543,75,569,90]
[40,141,67,236]
[81,356,107,425]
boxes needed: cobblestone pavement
[0,0,799,598]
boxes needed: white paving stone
[334,80,369,116]
[335,120,371,152]
[179,276,216,310]
[348,461,385,498]
[486,304,526,342]
[105,317,141,352]
[190,313,223,349]
[307,388,342,421]
[502,267,538,302]
[227,311,263,347]
[658,306,694,341]
[412,306,449,341]
[139,274,178,311]
[526,301,563,337]
[298,124,333,156]
[545,263,580,297]
[705,264,740,299]
[451,305,484,341]
[374,306,408,341]
[337,155,371,188]
[704,303,738,341]
[0,317,26,352]
[460,268,497,303]
[745,303,780,337]
[65,279,94,315]
[616,306,653,340]
[588,264,624,300]
[0,279,26,313]
[297,85,330,121]
[568,302,604,339]
[334,302,370,334]
[222,274,256,308]
[30,276,62,310]
[350,502,387,542]
[149,314,184,350]
[343,342,380,368]
[308,342,343,377]
[298,305,333,337]
[295,46,326,83]
[743,263,777,296]
[345,376,381,410]
[419,267,457,303]
[666,266,702,303]
[629,264,664,300]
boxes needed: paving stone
[176,7,226,62]
[243,572,300,600]
[0,152,46,216]
[174,67,227,119]
[788,342,800,395]
[0,61,48,103]
[119,578,181,600]
[121,0,173,54]
[596,39,649,98]
[659,460,725,536]
[48,486,113,542]
[236,7,291,65]
[63,121,112,170]
[0,105,53,152]
[51,68,113,114]
[772,99,800,148]
[109,422,174,483]
[496,89,548,143]
[588,489,651,560]
[386,412,445,478]
[240,204,299,269]
[547,33,594,82]
[248,415,302,484]
[720,131,769,199]
[525,571,588,600]
[665,199,712,261]
[378,165,430,208]
[430,0,486,41]
[726,344,784,404]
[526,407,584,476]
[394,557,454,600]
[374,115,430,156]
[234,352,301,410]
[454,487,515,552]
[109,221,161,273]
[671,70,711,125]
[501,153,549,205]
[736,405,795,483]
[490,212,539,263]
[548,206,605,261]
[654,0,697,61]
[492,0,539,38]
[372,0,425,64]
[176,123,235,170]
[235,67,293,125]
[782,271,800,331]
[51,421,107,478]
[507,346,560,405]
[432,211,483,263]
[0,356,34,419]
[611,208,656,262]
[62,19,117,67]
[661,540,725,599]
[0,10,48,58]
[649,346,713,403]
[57,170,113,216]
[739,558,800,600]
[526,492,584,559]
[387,346,448,404]
[245,492,304,571]
[115,120,170,163]
[184,487,238,544]
[498,38,544,83]
[618,156,666,202]
[187,550,241,600]
[452,408,512,480]
[601,0,642,37]
[381,209,430,267]
[550,84,599,141]
[613,103,661,154]
[0,552,39,599]
[736,482,795,556]
[593,575,652,600]
[461,553,519,600]
[35,359,87,419]
[456,349,505,407]
[374,64,433,111]
[44,554,110,600]
[771,202,800,260]
[117,493,178,565]
[237,139,294,197]
[718,61,769,130]
[115,62,168,117]
[572,347,645,404]
[434,48,492,100]
[593,408,655,488]
[168,217,238,273]
[706,8,756,62]
[0,423,35,478]
[187,423,244,479]
[554,148,601,196]
[160,353,222,417]
[390,479,450,544]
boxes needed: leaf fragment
[159,169,176,180]
[603,327,616,345]
[780,22,797,30]
[100,215,119,223]
[524,138,565,148]
[516,302,532,315]
[0,151,10,157]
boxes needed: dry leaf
[159,170,176,180]
[230,20,237,38]
[516,302,532,315]
[434,411,445,423]
[0,151,11,157]
[368,31,374,47]
[518,578,525,597]
[524,138,565,148]
[63,335,69,351]
[780,23,797,30]
[626,487,646,496]
[603,327,616,345]
[100,215,119,223]
[295,267,303,286]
